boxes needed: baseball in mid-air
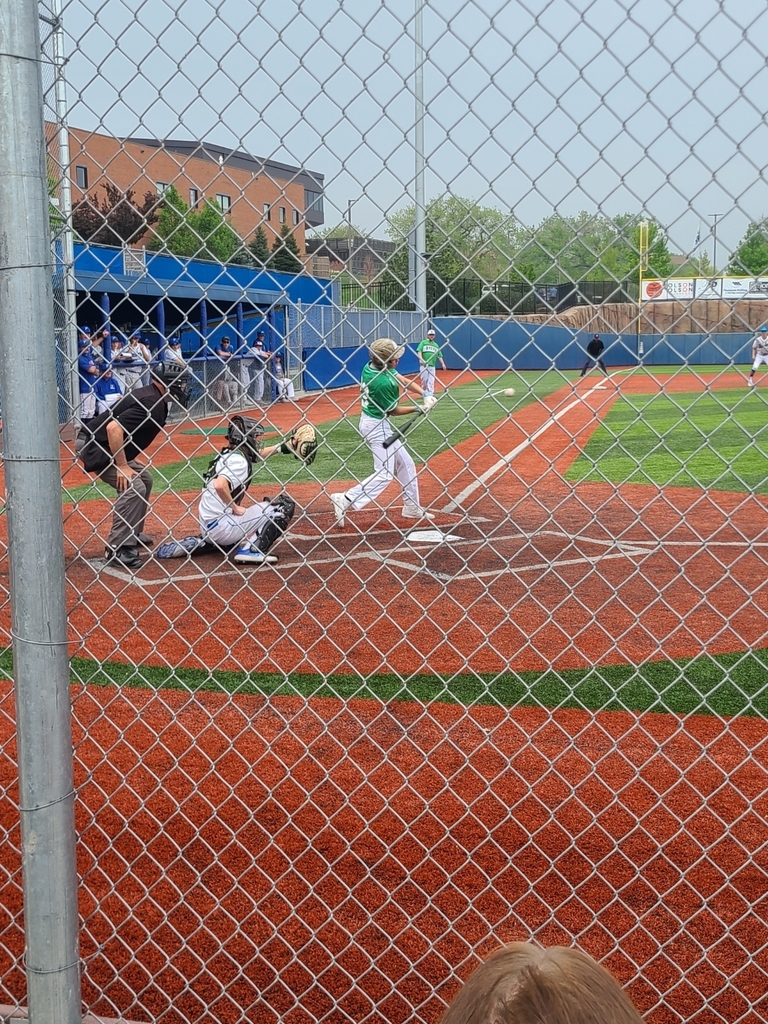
[504,387,516,397]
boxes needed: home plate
[406,529,461,544]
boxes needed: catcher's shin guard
[253,494,296,554]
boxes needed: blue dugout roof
[72,243,333,308]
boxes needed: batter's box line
[86,527,652,588]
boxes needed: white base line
[440,380,609,513]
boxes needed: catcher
[157,416,318,566]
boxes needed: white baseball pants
[419,365,437,396]
[345,413,420,510]
[199,500,281,547]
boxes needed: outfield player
[748,326,768,386]
[330,338,437,526]
[416,327,446,397]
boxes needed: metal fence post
[0,1,81,1022]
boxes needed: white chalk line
[440,380,611,513]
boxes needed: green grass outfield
[567,388,768,494]
[7,646,766,718]
[64,370,571,503]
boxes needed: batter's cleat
[401,504,436,520]
[234,545,278,565]
[104,545,142,570]
[748,378,755,387]
[330,492,350,525]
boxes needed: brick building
[62,126,325,249]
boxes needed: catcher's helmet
[150,360,190,408]
[369,338,405,367]
[226,415,265,458]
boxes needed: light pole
[347,198,354,241]
[414,0,426,318]
[710,213,723,274]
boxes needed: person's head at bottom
[440,943,644,1024]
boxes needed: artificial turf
[63,370,570,503]
[566,389,768,494]
[3,646,765,719]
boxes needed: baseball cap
[761,326,767,333]
[427,328,436,336]
[77,336,90,347]
[79,325,91,335]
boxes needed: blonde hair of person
[440,943,644,1024]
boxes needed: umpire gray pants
[99,461,154,550]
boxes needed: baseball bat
[382,408,425,449]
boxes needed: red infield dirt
[0,370,767,1024]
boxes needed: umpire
[77,362,189,570]
[579,333,608,377]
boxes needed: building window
[305,189,323,215]
[293,209,300,226]
[263,203,271,222]
[189,188,199,208]
[216,193,231,213]
[75,165,88,189]
[279,206,286,224]
[156,181,170,195]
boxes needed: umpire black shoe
[104,545,142,570]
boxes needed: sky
[58,0,768,266]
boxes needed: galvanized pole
[49,0,79,424]
[414,0,427,320]
[0,1,81,1023]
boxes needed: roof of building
[124,137,324,192]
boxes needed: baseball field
[1,365,767,1022]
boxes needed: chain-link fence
[2,0,768,1021]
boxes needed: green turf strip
[63,371,568,503]
[1,647,764,719]
[566,389,768,494]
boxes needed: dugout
[71,242,332,354]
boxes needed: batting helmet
[369,338,404,367]
[226,415,266,459]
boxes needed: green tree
[388,196,520,288]
[268,224,303,273]
[248,225,271,268]
[672,252,713,277]
[152,186,243,263]
[728,221,768,275]
[515,213,673,283]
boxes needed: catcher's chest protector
[205,448,254,504]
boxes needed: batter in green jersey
[360,360,400,418]
[417,328,446,397]
[329,338,438,526]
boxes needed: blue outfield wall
[302,345,420,392]
[428,317,756,371]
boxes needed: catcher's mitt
[282,423,318,465]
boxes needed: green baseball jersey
[360,361,399,419]
[417,338,442,366]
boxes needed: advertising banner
[641,279,694,301]
[643,277,768,301]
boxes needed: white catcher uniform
[198,449,282,547]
